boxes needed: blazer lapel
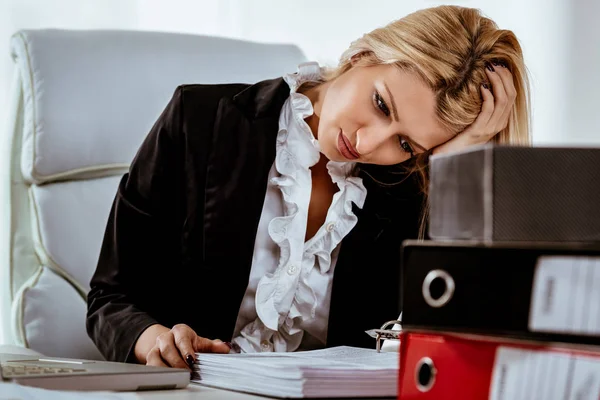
[202,78,291,323]
[326,162,426,348]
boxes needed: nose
[355,126,390,156]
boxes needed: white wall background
[0,0,598,344]
[2,0,598,147]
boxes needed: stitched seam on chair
[8,178,14,304]
[28,187,87,300]
[7,69,23,306]
[16,32,38,184]
[30,163,130,185]
[11,266,43,349]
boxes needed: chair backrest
[0,29,307,359]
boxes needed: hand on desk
[134,324,231,370]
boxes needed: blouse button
[326,222,336,232]
[277,129,289,143]
[287,265,298,275]
[260,340,272,351]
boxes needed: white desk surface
[1,382,395,399]
[136,385,277,400]
[135,384,395,400]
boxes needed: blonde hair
[324,5,532,238]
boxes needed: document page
[197,346,398,370]
[287,346,398,368]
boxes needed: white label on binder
[529,256,600,335]
[489,347,600,400]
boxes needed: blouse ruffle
[235,62,367,352]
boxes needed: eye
[398,136,414,155]
[373,91,390,117]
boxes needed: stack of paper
[192,346,398,398]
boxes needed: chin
[319,129,348,162]
[320,145,341,162]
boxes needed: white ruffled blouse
[231,62,368,353]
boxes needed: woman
[86,5,530,370]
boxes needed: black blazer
[86,77,427,363]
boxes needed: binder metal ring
[415,357,436,392]
[373,320,402,353]
[422,269,455,308]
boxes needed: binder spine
[428,145,489,241]
[398,332,600,400]
[400,243,600,346]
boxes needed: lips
[337,132,360,160]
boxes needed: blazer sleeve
[86,87,185,363]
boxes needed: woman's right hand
[135,324,231,369]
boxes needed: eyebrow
[383,82,430,152]
[383,82,399,123]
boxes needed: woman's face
[314,64,452,165]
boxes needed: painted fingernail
[224,342,233,349]
[186,355,194,367]
[486,63,495,72]
[482,83,489,89]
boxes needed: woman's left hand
[432,61,516,155]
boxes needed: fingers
[478,84,495,125]
[484,62,516,134]
[156,331,190,370]
[493,62,517,126]
[144,324,230,370]
[194,336,232,354]
[212,339,233,354]
[171,324,197,365]
[146,347,168,368]
[484,64,508,127]
[457,83,494,143]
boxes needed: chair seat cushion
[13,266,103,360]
